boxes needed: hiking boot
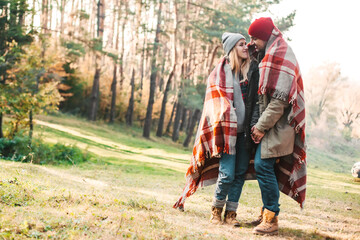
[210,206,223,225]
[250,207,263,226]
[252,209,278,235]
[224,210,241,227]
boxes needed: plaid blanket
[258,26,307,208]
[173,57,238,210]
[173,30,307,209]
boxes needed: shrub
[0,136,89,165]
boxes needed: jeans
[254,143,280,215]
[213,133,249,210]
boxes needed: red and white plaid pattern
[173,57,238,209]
[173,32,307,209]
[258,26,307,208]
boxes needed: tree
[305,63,344,125]
[0,0,33,138]
[183,108,200,147]
[1,43,62,139]
[125,68,135,125]
[109,0,121,123]
[143,0,163,138]
[336,83,360,139]
[156,0,178,137]
[2,0,295,132]
[88,0,105,121]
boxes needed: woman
[173,32,259,227]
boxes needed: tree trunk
[179,107,187,131]
[172,101,183,142]
[142,0,163,138]
[88,67,100,120]
[183,108,201,147]
[106,0,117,49]
[119,1,128,90]
[29,110,33,146]
[139,34,146,100]
[60,0,65,35]
[41,0,49,33]
[156,66,175,137]
[109,63,117,123]
[126,68,135,126]
[109,0,120,123]
[186,109,193,132]
[158,53,166,91]
[207,45,221,75]
[31,0,36,29]
[165,100,176,134]
[88,0,105,121]
[41,0,49,59]
[173,0,190,139]
[49,0,53,33]
[0,113,3,138]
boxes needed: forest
[0,0,300,144]
[1,0,360,152]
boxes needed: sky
[255,0,360,83]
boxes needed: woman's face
[234,39,248,59]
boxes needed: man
[247,17,307,235]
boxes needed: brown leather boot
[250,207,264,226]
[210,206,223,224]
[252,209,278,235]
[224,210,241,227]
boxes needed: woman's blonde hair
[228,44,250,82]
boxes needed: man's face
[250,37,266,52]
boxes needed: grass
[0,113,359,239]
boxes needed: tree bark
[156,0,178,137]
[172,101,183,142]
[156,66,175,137]
[139,34,146,100]
[183,108,200,147]
[109,0,121,123]
[60,0,65,35]
[0,113,3,138]
[179,107,187,131]
[31,0,36,29]
[109,63,118,123]
[88,0,105,121]
[186,109,193,132]
[165,100,176,134]
[207,44,221,75]
[41,0,49,33]
[173,0,190,140]
[143,0,163,138]
[49,0,53,32]
[29,110,33,146]
[126,68,135,125]
[88,67,100,121]
[41,0,49,60]
[119,0,128,90]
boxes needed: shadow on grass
[39,126,189,164]
[279,227,339,240]
[93,157,184,176]
[242,223,339,240]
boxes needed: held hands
[251,126,265,144]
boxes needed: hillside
[0,114,359,239]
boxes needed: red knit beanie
[248,17,275,41]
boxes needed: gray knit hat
[222,32,245,56]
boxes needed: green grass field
[0,114,359,239]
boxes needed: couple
[173,17,307,236]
